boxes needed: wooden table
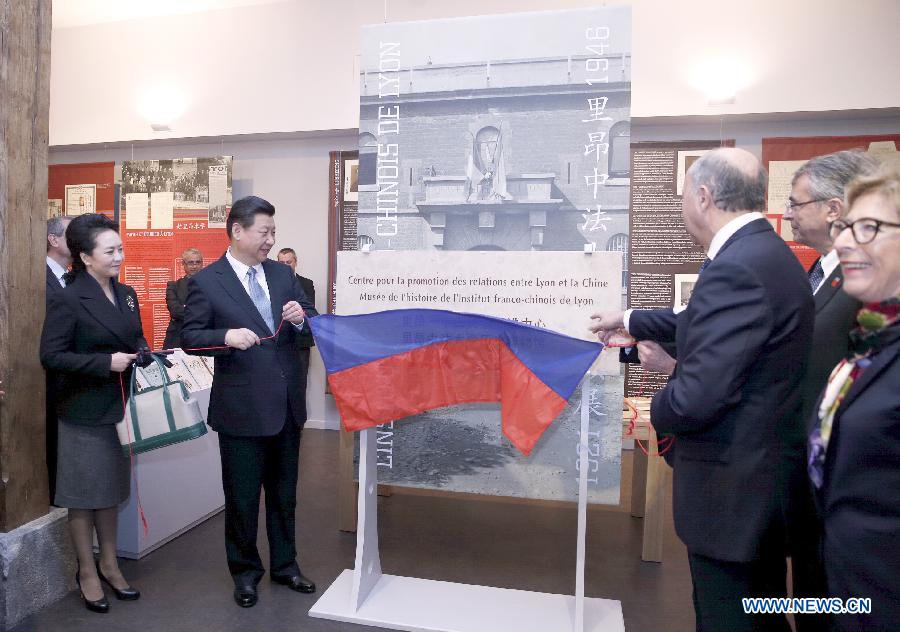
[623,398,673,563]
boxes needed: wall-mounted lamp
[137,82,187,134]
[688,55,752,107]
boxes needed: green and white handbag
[116,356,207,455]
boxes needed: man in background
[276,247,316,397]
[46,216,72,293]
[163,247,204,349]
[779,149,877,631]
[45,215,73,501]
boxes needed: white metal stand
[309,387,624,632]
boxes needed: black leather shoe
[75,571,110,613]
[97,562,141,601]
[271,572,316,594]
[233,580,258,608]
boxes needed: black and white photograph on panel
[352,6,632,504]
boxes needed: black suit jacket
[40,273,147,426]
[46,264,65,296]
[181,255,318,436]
[630,219,814,562]
[294,274,316,348]
[45,264,66,399]
[800,264,861,434]
[817,330,900,630]
[163,276,191,349]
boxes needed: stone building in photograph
[357,51,632,278]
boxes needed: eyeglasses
[829,217,900,244]
[784,198,827,214]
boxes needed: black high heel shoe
[75,569,110,613]
[96,562,141,601]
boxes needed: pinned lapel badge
[831,278,841,288]
[126,295,136,312]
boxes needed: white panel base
[309,570,624,632]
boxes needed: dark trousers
[218,415,303,584]
[782,454,828,632]
[688,528,791,632]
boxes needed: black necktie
[808,259,825,292]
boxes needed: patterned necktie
[246,267,274,334]
[808,259,825,292]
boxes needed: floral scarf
[808,297,900,489]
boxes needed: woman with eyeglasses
[807,163,899,631]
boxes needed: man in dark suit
[163,247,204,349]
[276,247,315,399]
[182,196,318,608]
[779,150,877,630]
[45,215,73,501]
[592,148,814,631]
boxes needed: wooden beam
[338,428,357,532]
[0,0,53,531]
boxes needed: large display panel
[119,157,232,350]
[349,5,633,505]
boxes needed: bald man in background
[592,149,814,631]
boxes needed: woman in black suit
[808,164,900,631]
[40,214,143,613]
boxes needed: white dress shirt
[225,248,304,329]
[624,212,766,333]
[46,256,67,287]
[225,248,270,299]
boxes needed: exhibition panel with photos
[31,2,900,631]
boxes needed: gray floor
[12,429,694,632]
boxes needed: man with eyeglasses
[781,150,878,632]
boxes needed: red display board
[48,162,115,219]
[119,157,232,351]
[762,135,900,270]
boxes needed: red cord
[157,317,288,354]
[119,373,149,535]
[117,318,290,534]
[602,341,676,457]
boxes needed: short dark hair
[690,153,767,212]
[65,213,119,281]
[277,247,296,257]
[226,196,275,239]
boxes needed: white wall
[50,0,900,146]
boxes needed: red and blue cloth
[310,309,602,455]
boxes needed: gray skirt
[55,420,130,509]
